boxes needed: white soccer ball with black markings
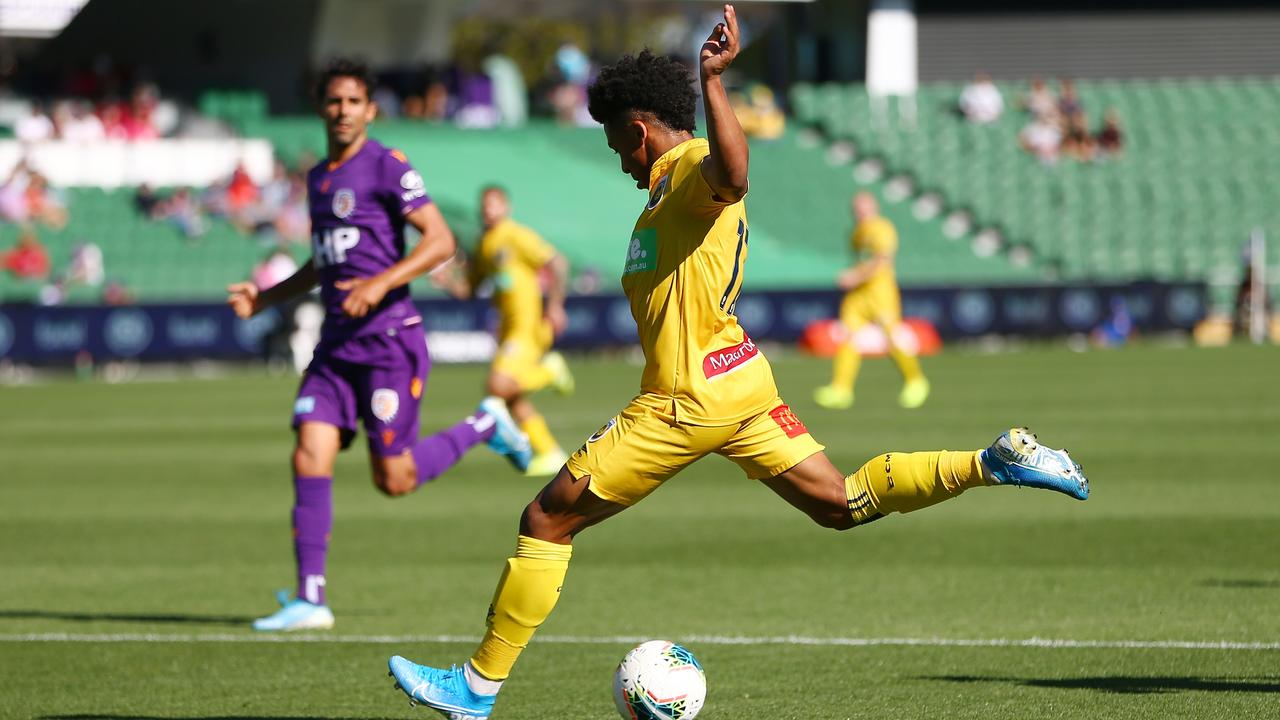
[612,640,706,720]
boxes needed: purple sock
[293,475,332,606]
[410,414,497,485]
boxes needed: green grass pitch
[2,344,1278,719]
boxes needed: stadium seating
[3,120,1035,302]
[790,77,1280,304]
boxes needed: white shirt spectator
[62,111,106,143]
[1020,118,1062,163]
[15,107,54,143]
[68,242,105,286]
[959,76,1004,124]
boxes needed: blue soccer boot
[980,427,1089,500]
[477,396,532,473]
[389,656,497,719]
[252,591,334,631]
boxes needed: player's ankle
[464,660,504,696]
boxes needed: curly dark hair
[314,58,375,103]
[587,49,697,132]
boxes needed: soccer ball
[612,640,706,720]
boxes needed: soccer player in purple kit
[227,59,532,632]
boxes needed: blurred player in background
[814,192,930,410]
[385,7,1087,717]
[226,59,530,633]
[437,186,575,476]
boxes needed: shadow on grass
[1199,579,1280,589]
[0,609,253,626]
[926,675,1280,695]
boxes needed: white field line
[0,633,1277,651]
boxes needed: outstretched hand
[226,281,261,319]
[700,4,740,79]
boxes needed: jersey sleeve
[380,148,433,216]
[869,221,898,256]
[511,225,557,269]
[676,143,744,214]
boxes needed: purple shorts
[292,323,430,456]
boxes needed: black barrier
[0,281,1205,364]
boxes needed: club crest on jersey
[333,188,356,219]
[371,388,399,422]
[646,175,669,210]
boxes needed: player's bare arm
[226,260,318,319]
[543,253,570,336]
[335,202,457,318]
[699,4,749,202]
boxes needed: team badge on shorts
[371,388,399,422]
[588,417,617,443]
[333,188,356,219]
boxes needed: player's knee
[486,373,519,400]
[371,463,416,497]
[293,445,328,477]
[814,509,858,531]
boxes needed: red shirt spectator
[226,164,259,212]
[3,231,51,279]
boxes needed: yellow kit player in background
[815,191,930,410]
[388,7,1087,717]
[439,186,574,476]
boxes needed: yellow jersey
[470,218,556,338]
[622,138,778,426]
[851,216,898,296]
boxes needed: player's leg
[387,404,712,716]
[877,288,929,408]
[254,363,356,631]
[763,432,1088,530]
[491,334,570,475]
[815,292,866,409]
[362,327,530,496]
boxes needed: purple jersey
[307,139,432,343]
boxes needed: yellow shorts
[491,324,553,391]
[566,396,826,506]
[840,286,901,329]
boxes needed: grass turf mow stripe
[3,633,1277,651]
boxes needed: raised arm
[698,4,749,202]
[336,203,457,318]
[227,259,317,319]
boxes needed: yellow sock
[844,451,988,525]
[888,345,925,383]
[469,536,572,681]
[520,414,560,457]
[831,344,860,392]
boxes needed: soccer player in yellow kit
[388,7,1088,717]
[815,192,931,410]
[442,186,574,476]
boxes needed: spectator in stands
[0,161,31,222]
[60,101,106,142]
[1019,114,1062,165]
[66,241,105,288]
[2,228,51,280]
[731,83,786,140]
[1061,111,1096,162]
[1021,77,1057,120]
[15,100,54,143]
[24,172,68,229]
[99,101,130,140]
[123,84,160,140]
[958,72,1003,124]
[253,248,299,290]
[154,188,207,240]
[1058,79,1082,119]
[134,183,160,215]
[1095,109,1124,158]
[224,162,260,223]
